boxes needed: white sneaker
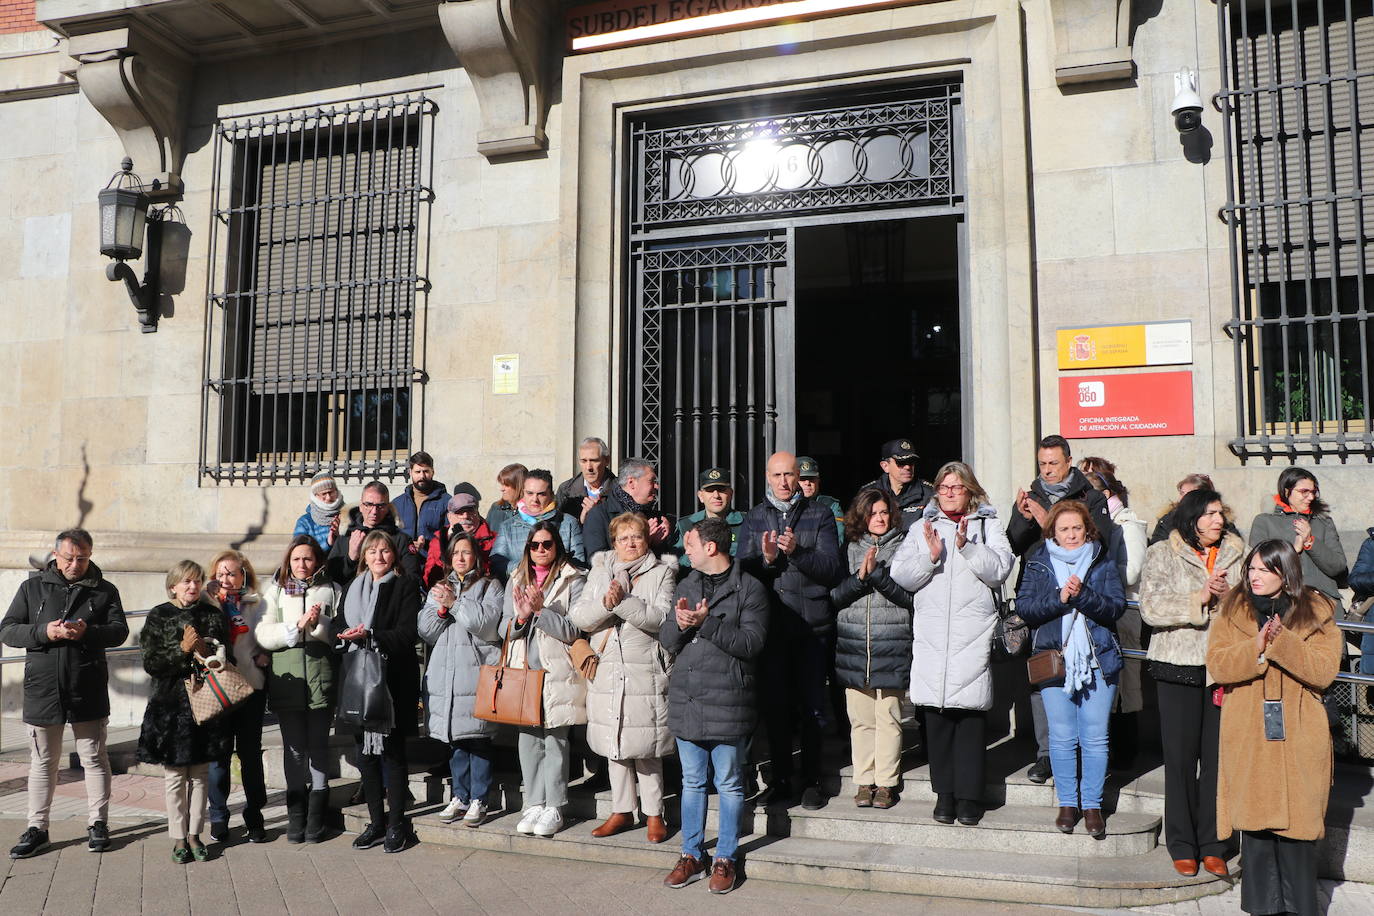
[438,798,468,823]
[532,806,563,838]
[463,800,488,827]
[515,806,545,835]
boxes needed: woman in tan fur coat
[1207,540,1342,916]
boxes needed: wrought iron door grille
[626,235,790,517]
[631,83,961,233]
[1218,0,1374,459]
[201,95,435,483]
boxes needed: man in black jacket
[1,529,128,858]
[1004,434,1118,784]
[737,451,846,809]
[326,481,417,585]
[859,438,935,532]
[554,436,616,524]
[660,517,769,895]
[581,458,673,556]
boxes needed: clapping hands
[675,596,709,629]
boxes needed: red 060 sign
[1058,371,1194,439]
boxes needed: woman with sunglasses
[500,521,587,838]
[1248,469,1346,611]
[1208,540,1341,916]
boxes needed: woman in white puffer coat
[890,461,1013,827]
[569,512,677,844]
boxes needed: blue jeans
[1041,670,1116,809]
[677,738,746,862]
[448,738,493,804]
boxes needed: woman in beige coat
[499,521,586,839]
[1208,539,1341,916]
[1138,487,1246,878]
[570,513,676,843]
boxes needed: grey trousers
[517,726,570,808]
[1031,689,1049,757]
[27,718,111,829]
[277,708,333,791]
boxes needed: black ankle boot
[285,789,307,844]
[305,789,331,843]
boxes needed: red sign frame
[1058,371,1194,439]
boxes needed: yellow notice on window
[493,354,519,394]
[1057,320,1191,370]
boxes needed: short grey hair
[55,528,93,552]
[578,437,610,458]
[618,458,655,489]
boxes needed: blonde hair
[165,560,205,597]
[355,530,400,577]
[207,549,259,593]
[931,461,989,510]
[608,512,649,543]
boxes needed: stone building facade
[2,0,1372,722]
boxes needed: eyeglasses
[55,552,92,563]
[360,501,386,510]
[935,484,967,494]
[530,540,556,551]
[1291,487,1319,497]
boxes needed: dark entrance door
[792,216,963,502]
[624,82,964,519]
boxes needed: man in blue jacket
[391,451,449,544]
[737,451,846,810]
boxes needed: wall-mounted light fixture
[98,157,163,333]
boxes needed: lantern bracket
[106,209,163,333]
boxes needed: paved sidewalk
[2,760,1373,914]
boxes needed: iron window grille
[1219,0,1374,460]
[201,94,435,483]
[629,82,962,235]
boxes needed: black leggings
[356,733,408,829]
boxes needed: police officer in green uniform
[797,457,844,542]
[673,467,745,568]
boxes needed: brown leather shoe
[854,785,875,808]
[1172,858,1199,877]
[1201,855,1229,877]
[664,854,708,888]
[644,815,668,844]
[871,786,897,809]
[1055,806,1080,833]
[591,812,633,838]
[1082,808,1106,839]
[708,858,737,894]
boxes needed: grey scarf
[1039,477,1074,504]
[608,551,657,593]
[309,493,344,526]
[766,489,802,517]
[344,569,397,754]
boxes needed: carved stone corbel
[1048,0,1135,87]
[67,26,190,200]
[439,0,554,158]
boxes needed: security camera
[1172,68,1203,134]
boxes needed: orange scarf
[1195,545,1218,574]
[1273,493,1310,516]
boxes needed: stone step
[340,802,1225,908]
[402,769,1158,857]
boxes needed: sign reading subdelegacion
[1059,371,1194,439]
[566,0,933,52]
[1056,320,1191,371]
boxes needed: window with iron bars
[1220,0,1374,459]
[201,95,435,483]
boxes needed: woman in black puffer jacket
[831,488,914,810]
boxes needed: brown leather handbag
[473,622,544,727]
[1026,610,1077,688]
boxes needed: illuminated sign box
[1059,371,1195,439]
[566,0,937,52]
[1056,320,1192,371]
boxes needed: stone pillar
[67,24,190,200]
[438,0,555,158]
